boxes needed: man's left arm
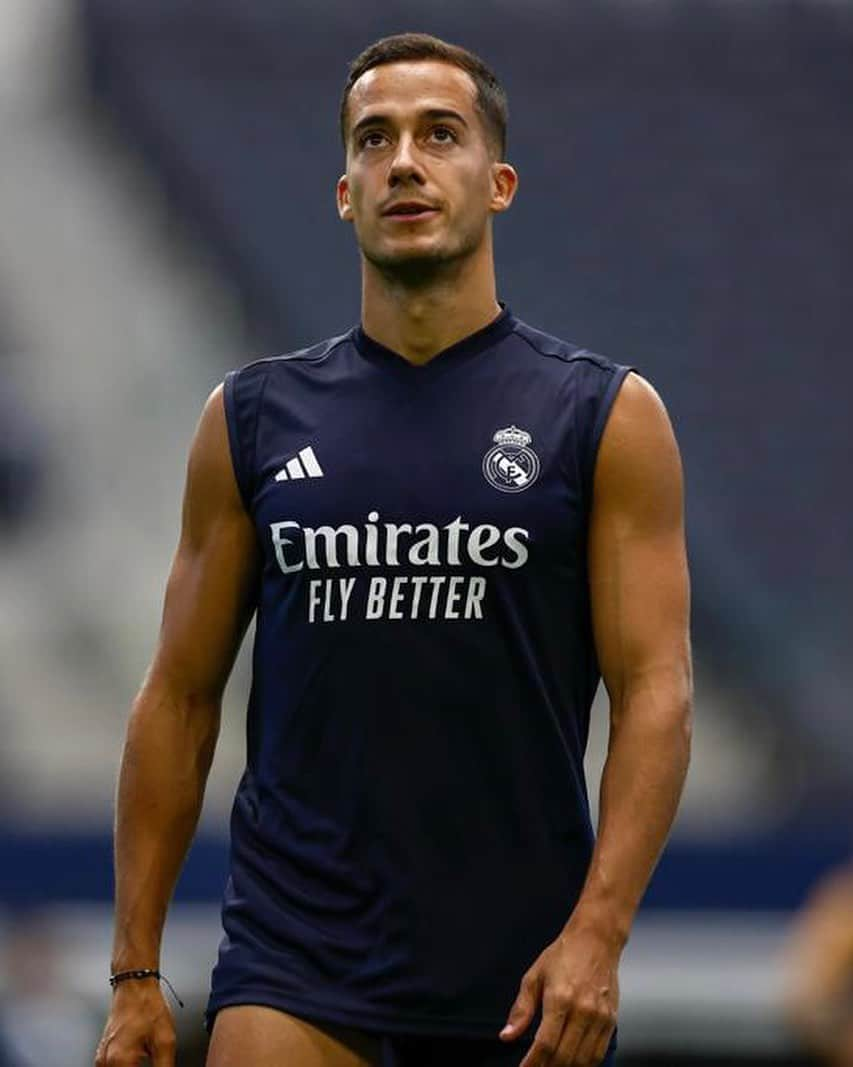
[577,368,693,944]
[502,371,693,1067]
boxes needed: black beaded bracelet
[109,968,184,1008]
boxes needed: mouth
[382,202,440,222]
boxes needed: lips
[383,201,439,216]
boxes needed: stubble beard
[360,216,484,289]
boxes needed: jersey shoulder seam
[232,331,352,375]
[510,321,618,373]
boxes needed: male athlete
[95,31,692,1067]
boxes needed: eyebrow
[350,108,469,142]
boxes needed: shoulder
[228,329,353,383]
[220,329,354,437]
[509,316,630,378]
[593,369,683,520]
[601,370,676,454]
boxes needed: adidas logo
[274,446,324,481]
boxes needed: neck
[359,235,501,366]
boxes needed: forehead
[347,60,478,126]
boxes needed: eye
[359,131,386,148]
[430,126,457,143]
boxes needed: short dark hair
[340,32,508,160]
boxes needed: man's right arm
[96,382,259,1066]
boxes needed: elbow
[610,662,693,741]
[672,660,693,744]
[677,685,693,767]
[681,701,693,765]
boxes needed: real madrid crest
[482,425,540,493]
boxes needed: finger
[570,1017,615,1066]
[500,971,542,1040]
[96,1035,138,1067]
[149,1027,177,1067]
[99,1048,142,1067]
[517,1000,570,1067]
[550,1010,592,1066]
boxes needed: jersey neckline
[351,302,517,379]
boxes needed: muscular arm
[110,384,260,973]
[568,371,693,947]
[500,372,693,1063]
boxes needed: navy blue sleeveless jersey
[205,303,634,1056]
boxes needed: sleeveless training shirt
[205,303,634,1055]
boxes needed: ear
[337,174,353,221]
[489,162,519,215]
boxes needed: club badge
[482,425,540,493]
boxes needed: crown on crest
[493,425,531,448]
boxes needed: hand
[782,863,853,1067]
[95,981,176,1067]
[499,922,620,1067]
[838,1023,853,1067]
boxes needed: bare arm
[97,383,259,1067]
[570,371,693,946]
[502,372,693,1067]
[111,383,258,970]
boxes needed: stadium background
[0,1,850,1064]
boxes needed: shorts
[379,1032,616,1066]
[205,1000,617,1066]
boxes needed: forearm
[110,676,220,971]
[567,667,692,949]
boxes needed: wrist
[109,967,185,1009]
[111,977,160,996]
[111,944,160,973]
[564,904,632,953]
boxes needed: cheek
[344,170,369,212]
[346,180,363,215]
[354,181,384,228]
[453,174,492,224]
[456,162,493,204]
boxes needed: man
[95,31,692,1067]
[784,860,853,1067]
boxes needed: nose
[388,133,425,186]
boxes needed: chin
[364,243,450,272]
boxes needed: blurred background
[0,1,850,1064]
